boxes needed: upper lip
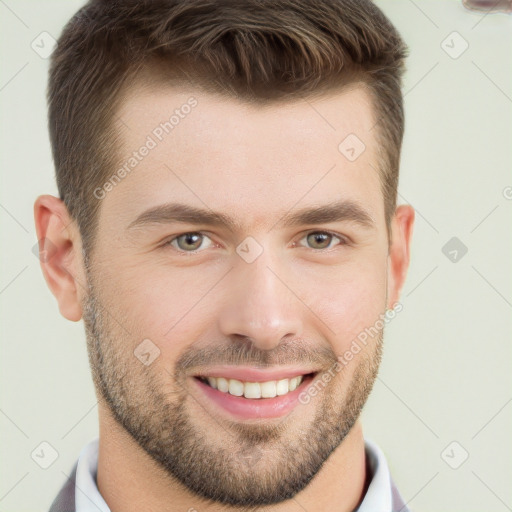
[193,366,318,382]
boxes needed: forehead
[103,81,383,232]
[117,79,376,146]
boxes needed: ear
[386,204,415,308]
[33,194,87,322]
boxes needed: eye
[162,230,348,255]
[163,232,213,254]
[296,230,348,250]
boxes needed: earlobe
[386,204,415,308]
[33,195,87,322]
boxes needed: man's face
[82,82,392,506]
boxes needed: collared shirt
[72,437,408,512]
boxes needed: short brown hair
[48,0,407,258]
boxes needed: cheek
[98,263,216,356]
[307,258,387,353]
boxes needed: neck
[97,403,368,512]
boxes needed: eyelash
[162,230,349,255]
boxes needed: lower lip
[192,374,316,420]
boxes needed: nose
[217,250,304,352]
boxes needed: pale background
[1,1,511,511]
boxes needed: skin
[34,81,414,512]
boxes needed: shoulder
[48,461,77,512]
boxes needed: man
[35,0,415,510]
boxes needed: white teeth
[200,375,305,399]
[260,380,277,398]
[244,382,261,399]
[289,376,300,391]
[276,379,289,395]
[217,377,229,392]
[228,379,244,396]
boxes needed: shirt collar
[356,438,393,512]
[75,437,394,512]
[75,438,110,512]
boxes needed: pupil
[183,233,200,249]
[311,232,329,248]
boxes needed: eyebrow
[126,199,376,232]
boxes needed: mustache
[175,338,338,376]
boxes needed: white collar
[74,438,110,512]
[75,437,393,512]
[357,438,393,511]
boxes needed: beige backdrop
[1,1,511,511]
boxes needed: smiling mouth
[194,372,317,400]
